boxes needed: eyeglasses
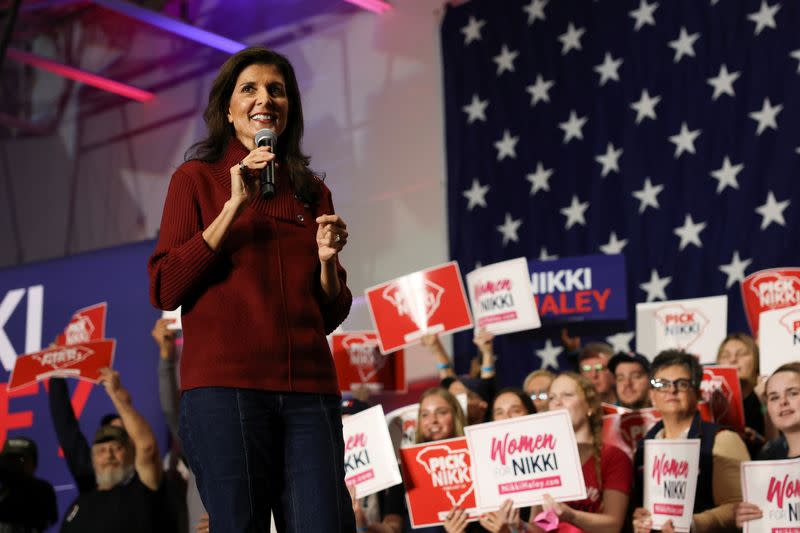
[650,378,695,392]
[580,363,606,373]
[530,391,549,401]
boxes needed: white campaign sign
[464,410,586,510]
[342,405,402,498]
[758,305,800,375]
[643,439,701,533]
[741,458,800,532]
[636,295,727,363]
[385,394,468,459]
[466,257,541,335]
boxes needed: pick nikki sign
[636,295,727,364]
[741,268,800,338]
[8,302,115,392]
[466,257,541,335]
[331,332,406,393]
[342,405,402,499]
[601,404,662,458]
[758,305,800,376]
[400,437,480,528]
[8,340,116,392]
[741,458,800,533]
[528,253,627,323]
[465,410,586,510]
[700,366,745,431]
[643,439,701,533]
[365,262,473,354]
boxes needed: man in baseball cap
[609,352,652,409]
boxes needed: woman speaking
[149,47,354,532]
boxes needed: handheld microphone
[255,128,277,199]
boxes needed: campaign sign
[8,340,116,392]
[342,405,402,498]
[643,439,701,532]
[465,410,586,510]
[700,366,745,431]
[466,257,541,335]
[331,332,406,393]
[528,253,627,322]
[54,302,107,346]
[161,307,182,330]
[400,437,480,528]
[636,295,727,363]
[758,305,800,375]
[741,268,800,337]
[602,406,662,458]
[365,262,473,354]
[741,458,800,532]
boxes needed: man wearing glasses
[578,342,618,404]
[630,350,749,533]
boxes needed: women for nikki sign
[466,257,541,335]
[400,437,480,528]
[643,439,701,532]
[464,410,586,510]
[342,405,402,499]
[741,458,800,533]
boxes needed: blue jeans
[179,388,355,533]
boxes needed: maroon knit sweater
[148,139,351,394]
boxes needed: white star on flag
[791,49,800,73]
[560,195,590,229]
[460,16,486,45]
[526,162,553,195]
[668,122,701,158]
[749,97,782,135]
[668,27,700,63]
[526,75,554,106]
[710,156,743,194]
[719,250,753,289]
[747,1,780,36]
[523,0,548,25]
[599,231,628,254]
[640,269,671,302]
[594,53,623,86]
[673,214,707,250]
[497,213,522,245]
[595,142,623,177]
[558,23,585,55]
[630,89,661,124]
[493,45,519,76]
[632,177,664,213]
[707,64,740,100]
[494,130,519,160]
[462,179,489,210]
[535,339,562,370]
[629,0,658,31]
[755,191,790,230]
[462,94,488,124]
[559,110,588,143]
[538,247,558,261]
[606,331,635,353]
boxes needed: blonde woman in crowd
[734,362,800,527]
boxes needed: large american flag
[441,0,800,382]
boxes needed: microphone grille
[255,128,277,146]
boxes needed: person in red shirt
[149,47,353,532]
[527,372,632,533]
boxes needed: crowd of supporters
[0,322,797,533]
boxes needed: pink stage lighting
[6,48,155,103]
[344,0,392,14]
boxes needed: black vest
[633,413,721,514]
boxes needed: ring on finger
[238,160,248,172]
[334,233,341,243]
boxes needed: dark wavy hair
[490,387,536,419]
[186,47,321,204]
